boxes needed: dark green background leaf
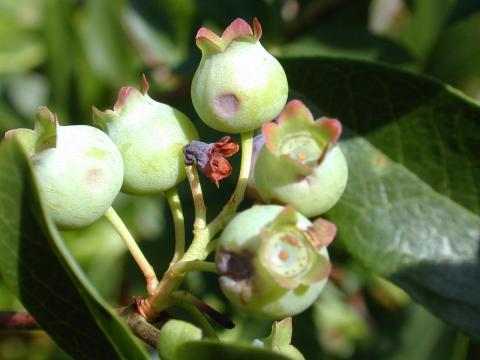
[426,12,480,99]
[0,139,149,359]
[282,57,480,337]
[399,0,454,62]
[177,339,291,360]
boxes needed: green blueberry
[216,205,336,319]
[157,320,202,360]
[254,100,348,217]
[191,18,288,133]
[93,77,199,195]
[6,107,123,230]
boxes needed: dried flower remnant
[183,136,239,187]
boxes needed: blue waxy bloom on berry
[253,100,348,217]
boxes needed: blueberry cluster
[4,18,347,326]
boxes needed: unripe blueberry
[253,100,348,217]
[191,18,288,133]
[157,319,202,360]
[216,205,335,319]
[93,77,199,195]
[5,107,123,230]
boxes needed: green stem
[171,260,217,275]
[170,291,234,331]
[176,302,218,339]
[185,164,207,231]
[206,238,218,256]
[165,187,185,263]
[141,131,254,320]
[207,130,254,237]
[105,207,158,295]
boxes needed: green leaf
[176,339,291,360]
[282,57,480,338]
[398,0,455,62]
[74,0,139,85]
[0,139,149,359]
[0,21,46,75]
[278,28,415,69]
[426,12,480,100]
[123,1,196,68]
[447,0,480,23]
[380,304,457,360]
[43,0,75,115]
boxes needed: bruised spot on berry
[214,94,239,118]
[217,250,254,281]
[183,136,239,187]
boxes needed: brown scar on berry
[279,250,289,261]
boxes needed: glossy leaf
[0,139,149,359]
[282,57,480,338]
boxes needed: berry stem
[170,292,218,339]
[139,131,254,321]
[206,238,218,255]
[171,291,234,329]
[104,207,159,295]
[207,130,254,237]
[171,260,217,275]
[165,187,185,263]
[185,164,207,230]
